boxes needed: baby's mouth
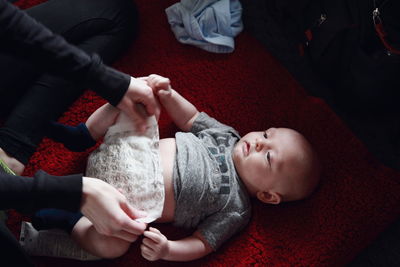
[243,141,250,156]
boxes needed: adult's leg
[0,0,138,171]
[0,222,34,266]
[0,0,138,108]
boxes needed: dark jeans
[0,221,34,266]
[0,0,138,164]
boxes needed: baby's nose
[255,139,268,151]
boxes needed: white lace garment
[86,113,164,223]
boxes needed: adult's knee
[28,0,139,50]
[90,0,139,39]
[81,0,139,63]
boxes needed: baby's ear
[256,191,282,205]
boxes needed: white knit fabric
[86,113,164,223]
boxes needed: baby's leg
[86,103,120,140]
[71,216,131,259]
[46,103,119,152]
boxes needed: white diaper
[86,113,164,223]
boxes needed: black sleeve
[0,0,129,106]
[0,170,82,213]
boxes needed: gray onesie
[173,112,251,250]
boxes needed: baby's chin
[231,143,241,163]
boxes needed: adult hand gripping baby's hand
[146,74,172,98]
[141,227,169,261]
[117,76,161,131]
[81,177,148,242]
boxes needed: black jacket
[0,170,82,212]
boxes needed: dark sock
[32,209,83,233]
[47,122,96,152]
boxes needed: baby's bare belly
[157,138,176,222]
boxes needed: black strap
[372,0,400,55]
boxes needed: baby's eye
[263,131,268,139]
[265,151,271,166]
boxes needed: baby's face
[232,128,309,202]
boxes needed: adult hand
[80,177,147,242]
[117,76,161,131]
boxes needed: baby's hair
[282,131,321,202]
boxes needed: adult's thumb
[124,203,148,220]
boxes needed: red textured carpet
[6,0,400,266]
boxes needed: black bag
[301,0,400,112]
[244,0,400,112]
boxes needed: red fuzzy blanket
[7,0,400,266]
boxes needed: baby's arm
[146,74,199,132]
[141,227,213,261]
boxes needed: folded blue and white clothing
[165,0,243,53]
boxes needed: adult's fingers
[122,202,147,220]
[123,222,147,237]
[117,98,144,124]
[136,76,149,81]
[121,217,147,236]
[149,97,161,121]
[134,102,148,119]
[140,93,161,120]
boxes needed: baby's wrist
[160,240,171,260]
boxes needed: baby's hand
[140,227,169,261]
[146,74,172,97]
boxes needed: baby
[33,74,320,261]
